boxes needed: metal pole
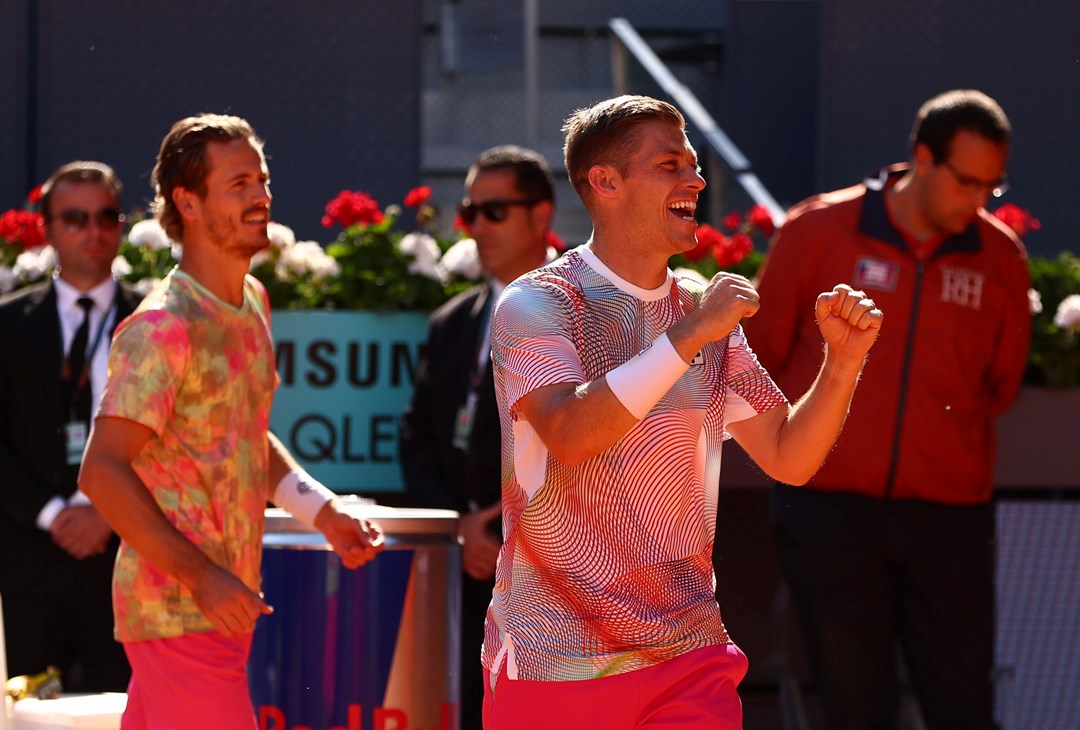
[524,0,539,149]
[611,31,628,96]
[608,17,787,229]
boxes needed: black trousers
[1,536,130,693]
[772,485,995,730]
[460,572,496,730]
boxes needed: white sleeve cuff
[271,470,337,529]
[36,496,67,532]
[605,333,691,421]
[68,490,93,507]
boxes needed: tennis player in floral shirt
[80,114,384,730]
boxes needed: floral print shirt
[98,269,277,641]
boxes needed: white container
[11,694,126,730]
[1,593,8,730]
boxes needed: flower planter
[993,386,1080,489]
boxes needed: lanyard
[468,294,494,395]
[452,294,494,452]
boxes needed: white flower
[399,232,443,281]
[440,238,483,281]
[275,241,340,282]
[267,222,296,249]
[0,266,16,294]
[127,219,172,251]
[1053,294,1080,330]
[1028,288,1043,315]
[133,278,161,296]
[13,246,56,283]
[250,249,273,269]
[673,267,709,286]
[111,256,133,278]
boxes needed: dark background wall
[6,0,422,243]
[728,0,820,213]
[815,0,1074,258]
[5,0,1074,257]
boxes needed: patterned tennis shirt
[482,245,786,682]
[98,269,277,642]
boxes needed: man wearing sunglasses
[744,89,1031,728]
[480,96,883,729]
[0,161,142,693]
[400,144,556,728]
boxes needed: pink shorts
[483,643,748,729]
[121,631,256,730]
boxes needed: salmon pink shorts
[483,643,748,729]
[121,631,256,730]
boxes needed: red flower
[27,185,43,205]
[747,204,775,238]
[716,232,754,267]
[544,230,566,252]
[0,209,46,250]
[453,214,469,235]
[403,185,432,208]
[992,203,1041,237]
[321,190,385,228]
[687,223,726,262]
[722,211,743,232]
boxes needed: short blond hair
[562,95,685,207]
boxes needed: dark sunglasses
[458,199,540,225]
[51,208,125,233]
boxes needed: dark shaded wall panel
[2,1,30,207]
[819,0,1077,257]
[28,1,421,241]
[730,0,821,211]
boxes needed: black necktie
[68,296,95,422]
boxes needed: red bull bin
[249,505,461,730]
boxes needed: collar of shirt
[54,274,118,319]
[578,244,673,301]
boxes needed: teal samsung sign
[269,311,429,494]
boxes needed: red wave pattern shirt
[483,246,786,683]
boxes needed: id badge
[65,420,89,466]
[452,391,479,450]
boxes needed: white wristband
[605,333,690,420]
[272,470,336,528]
[36,496,67,532]
[68,490,93,507]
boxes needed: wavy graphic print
[484,249,785,682]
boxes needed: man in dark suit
[399,145,556,728]
[0,161,142,691]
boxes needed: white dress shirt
[36,275,119,531]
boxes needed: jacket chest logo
[853,256,899,292]
[939,266,984,310]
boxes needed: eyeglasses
[50,208,125,233]
[458,199,540,225]
[940,160,1009,198]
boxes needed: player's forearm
[518,378,639,466]
[79,456,219,589]
[771,348,864,484]
[266,431,300,497]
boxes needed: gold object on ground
[5,665,63,701]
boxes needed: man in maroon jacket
[745,89,1031,729]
